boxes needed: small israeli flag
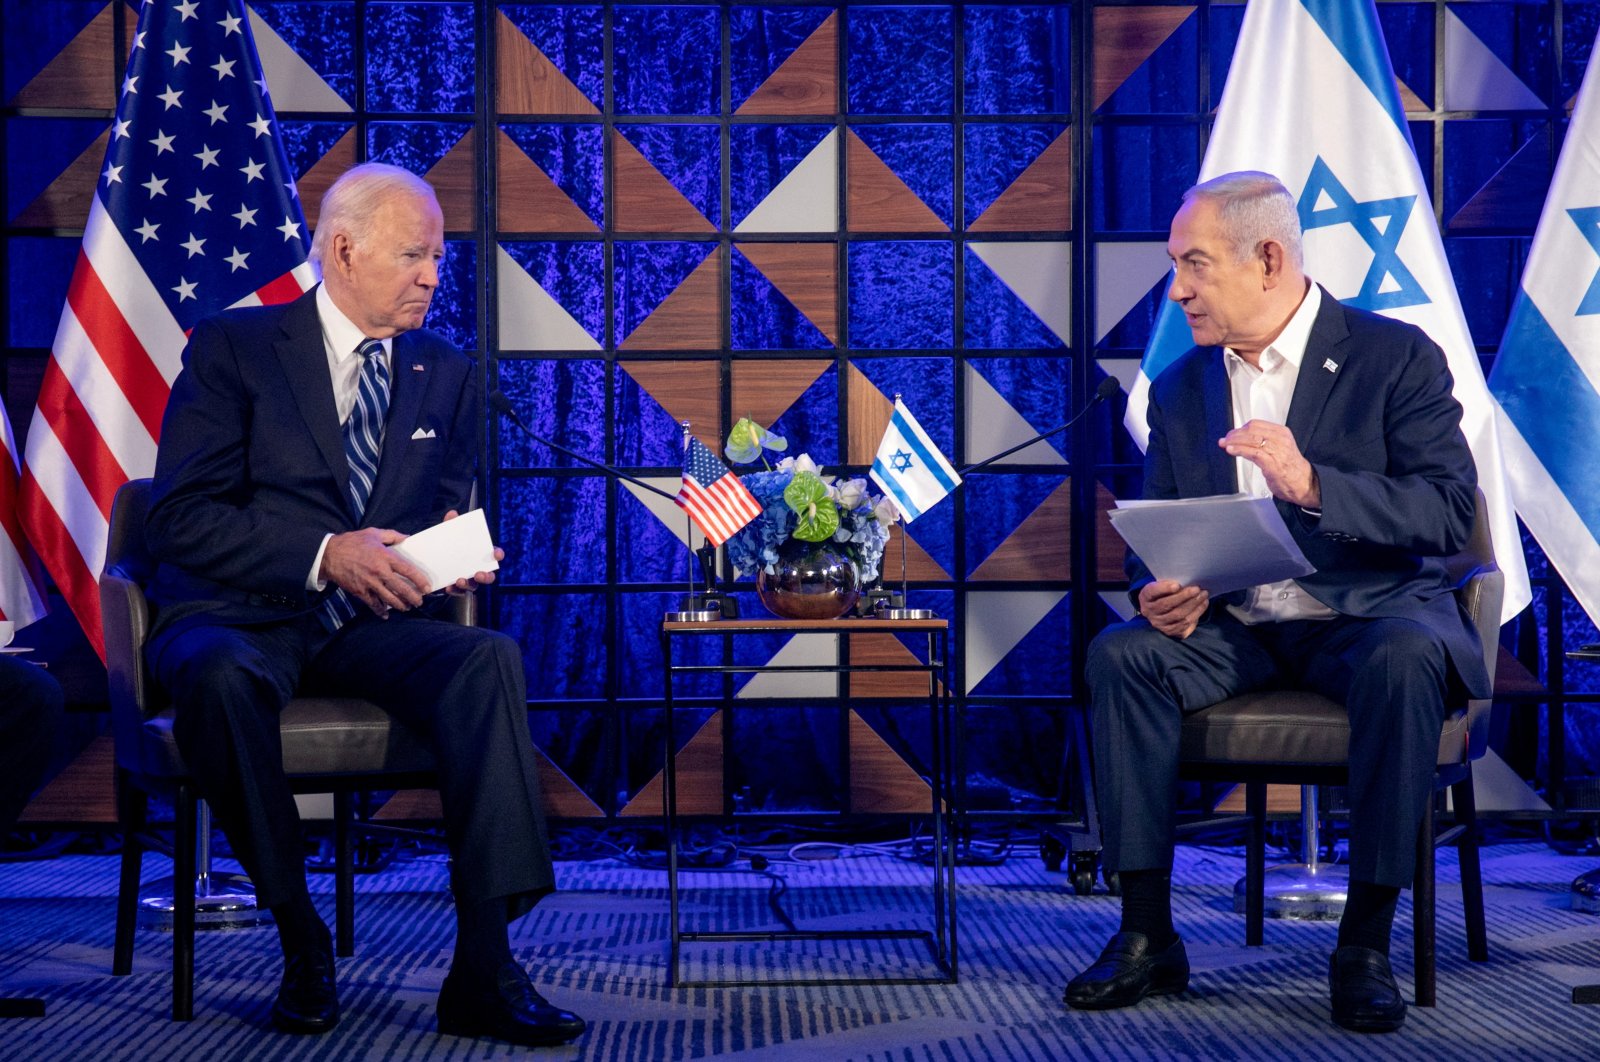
[870,398,961,523]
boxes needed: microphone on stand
[489,390,678,501]
[958,376,1121,476]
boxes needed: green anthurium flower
[724,417,789,465]
[785,470,840,542]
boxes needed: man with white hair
[145,163,584,1046]
[1065,172,1488,1033]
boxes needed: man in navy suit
[1063,172,1488,1033]
[146,164,583,1046]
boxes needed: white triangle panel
[734,129,838,234]
[620,477,693,548]
[968,241,1072,345]
[247,6,352,113]
[1095,242,1173,343]
[964,590,1067,694]
[496,245,601,351]
[963,363,1067,467]
[1443,10,1545,112]
[1098,590,1137,622]
[1095,358,1141,395]
[737,634,839,699]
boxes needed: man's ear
[1258,238,1286,289]
[328,231,355,277]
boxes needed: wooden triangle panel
[848,711,933,814]
[620,710,725,816]
[736,11,838,115]
[731,358,830,432]
[14,128,109,228]
[371,747,602,819]
[845,130,948,232]
[1396,77,1426,113]
[10,3,135,109]
[845,364,894,465]
[1092,482,1125,583]
[846,634,946,699]
[883,522,952,582]
[422,128,478,231]
[1214,783,1301,814]
[618,360,722,449]
[1447,128,1551,232]
[971,477,1071,581]
[968,130,1072,232]
[495,129,599,232]
[294,128,358,231]
[612,130,715,233]
[1091,7,1195,112]
[18,734,115,824]
[735,243,838,345]
[496,11,600,115]
[619,248,722,350]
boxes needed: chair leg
[1453,770,1488,962]
[334,790,354,958]
[1413,796,1437,1008]
[172,785,197,1022]
[113,775,146,977]
[1245,781,1266,947]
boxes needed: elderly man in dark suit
[145,163,583,1046]
[1064,171,1488,1033]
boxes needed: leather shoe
[1064,932,1189,1010]
[271,948,339,1034]
[437,961,586,1047]
[1329,946,1405,1032]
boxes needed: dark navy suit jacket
[146,286,478,637]
[1134,287,1490,698]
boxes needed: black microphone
[489,390,679,502]
[958,376,1121,475]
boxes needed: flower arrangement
[720,418,896,583]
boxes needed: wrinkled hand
[321,527,427,617]
[1138,579,1210,640]
[440,509,505,596]
[1218,419,1320,509]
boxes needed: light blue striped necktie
[321,337,392,630]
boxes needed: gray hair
[309,162,438,267]
[1181,171,1304,271]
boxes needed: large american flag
[676,437,762,547]
[20,0,315,659]
[1,406,47,632]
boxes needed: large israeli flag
[1489,29,1600,626]
[1126,0,1530,622]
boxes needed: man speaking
[145,163,583,1046]
[1064,172,1488,1033]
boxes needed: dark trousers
[0,656,64,835]
[1086,610,1449,889]
[148,611,553,917]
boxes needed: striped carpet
[2,840,1598,1060]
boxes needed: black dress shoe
[437,961,587,1047]
[1329,946,1405,1032]
[271,948,339,1034]
[1064,932,1189,1010]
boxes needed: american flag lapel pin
[412,363,425,372]
[1323,358,1339,374]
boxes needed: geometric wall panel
[11,127,108,229]
[247,7,351,113]
[1091,6,1195,112]
[495,8,602,115]
[1442,8,1544,112]
[734,243,839,346]
[496,129,600,233]
[8,2,134,109]
[963,363,1069,468]
[612,129,716,233]
[735,9,838,116]
[968,127,1072,232]
[969,241,1073,345]
[846,130,948,233]
[733,128,838,234]
[496,245,602,352]
[964,590,1070,694]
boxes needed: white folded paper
[1108,493,1315,595]
[391,509,499,593]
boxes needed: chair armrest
[99,572,154,771]
[1456,563,1505,762]
[449,586,477,627]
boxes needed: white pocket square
[410,427,437,440]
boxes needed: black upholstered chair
[1177,488,1502,1008]
[101,478,460,1020]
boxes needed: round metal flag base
[137,872,271,932]
[875,608,936,620]
[664,610,721,622]
[1234,862,1349,921]
[1573,867,1600,913]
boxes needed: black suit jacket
[1135,287,1490,698]
[146,287,478,636]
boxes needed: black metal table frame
[659,617,957,987]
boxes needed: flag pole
[667,421,725,623]
[876,393,933,621]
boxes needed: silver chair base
[1574,867,1600,913]
[1234,861,1349,920]
[137,872,270,932]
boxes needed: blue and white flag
[1489,28,1600,626]
[871,399,960,522]
[1126,0,1529,622]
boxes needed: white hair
[309,162,438,267]
[1182,171,1304,271]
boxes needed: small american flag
[676,437,762,547]
[19,0,315,659]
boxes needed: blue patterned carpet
[2,839,1598,1060]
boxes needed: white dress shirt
[1222,281,1337,625]
[306,285,393,590]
